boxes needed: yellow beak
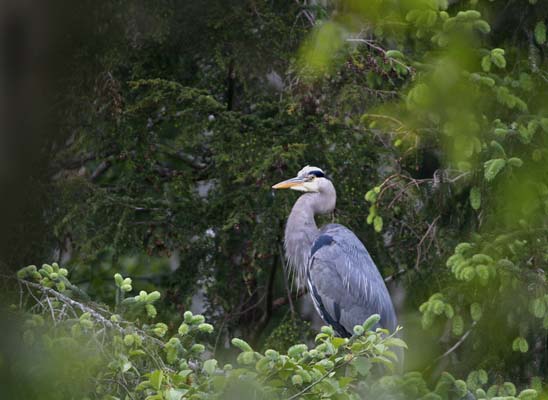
[272,177,305,190]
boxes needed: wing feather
[307,224,397,334]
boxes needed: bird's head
[272,165,328,193]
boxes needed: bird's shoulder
[312,223,369,258]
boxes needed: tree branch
[433,320,477,364]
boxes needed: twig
[91,160,112,181]
[23,279,116,329]
[272,287,307,310]
[45,295,57,325]
[432,321,477,364]
[18,278,24,309]
[384,269,408,283]
[415,216,440,271]
[287,368,336,400]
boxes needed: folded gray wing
[307,224,397,336]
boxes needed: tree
[1,0,547,396]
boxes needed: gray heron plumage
[273,165,397,337]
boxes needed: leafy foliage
[10,265,540,399]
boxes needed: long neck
[284,188,335,287]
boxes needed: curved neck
[284,184,336,286]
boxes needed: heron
[272,165,398,337]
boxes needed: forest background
[0,0,547,399]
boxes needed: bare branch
[415,216,440,271]
[91,160,112,181]
[433,321,477,364]
[384,269,408,283]
[272,287,307,310]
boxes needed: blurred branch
[415,216,440,271]
[384,268,408,283]
[433,321,478,364]
[90,160,112,181]
[272,287,307,310]
[294,0,316,27]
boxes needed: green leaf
[373,215,383,232]
[490,140,506,157]
[146,304,157,318]
[146,291,161,302]
[198,323,214,333]
[518,388,538,400]
[353,325,365,336]
[478,369,488,383]
[512,337,529,353]
[476,265,489,286]
[470,303,482,321]
[114,273,123,286]
[190,344,205,353]
[481,55,491,72]
[203,359,217,375]
[494,128,509,137]
[363,314,381,331]
[386,50,405,59]
[122,361,132,373]
[231,338,252,352]
[507,157,523,167]
[455,242,473,255]
[183,311,193,323]
[236,351,255,365]
[491,52,506,69]
[384,337,408,349]
[532,298,546,319]
[149,370,164,391]
[484,158,506,181]
[534,21,546,45]
[123,334,134,347]
[452,315,464,336]
[291,375,303,386]
[288,344,308,357]
[472,254,493,264]
[165,388,188,400]
[473,20,490,34]
[455,380,468,397]
[365,189,377,203]
[469,187,481,210]
[178,323,189,335]
[444,304,454,318]
[351,356,372,376]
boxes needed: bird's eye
[305,175,315,181]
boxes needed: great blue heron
[273,165,397,336]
